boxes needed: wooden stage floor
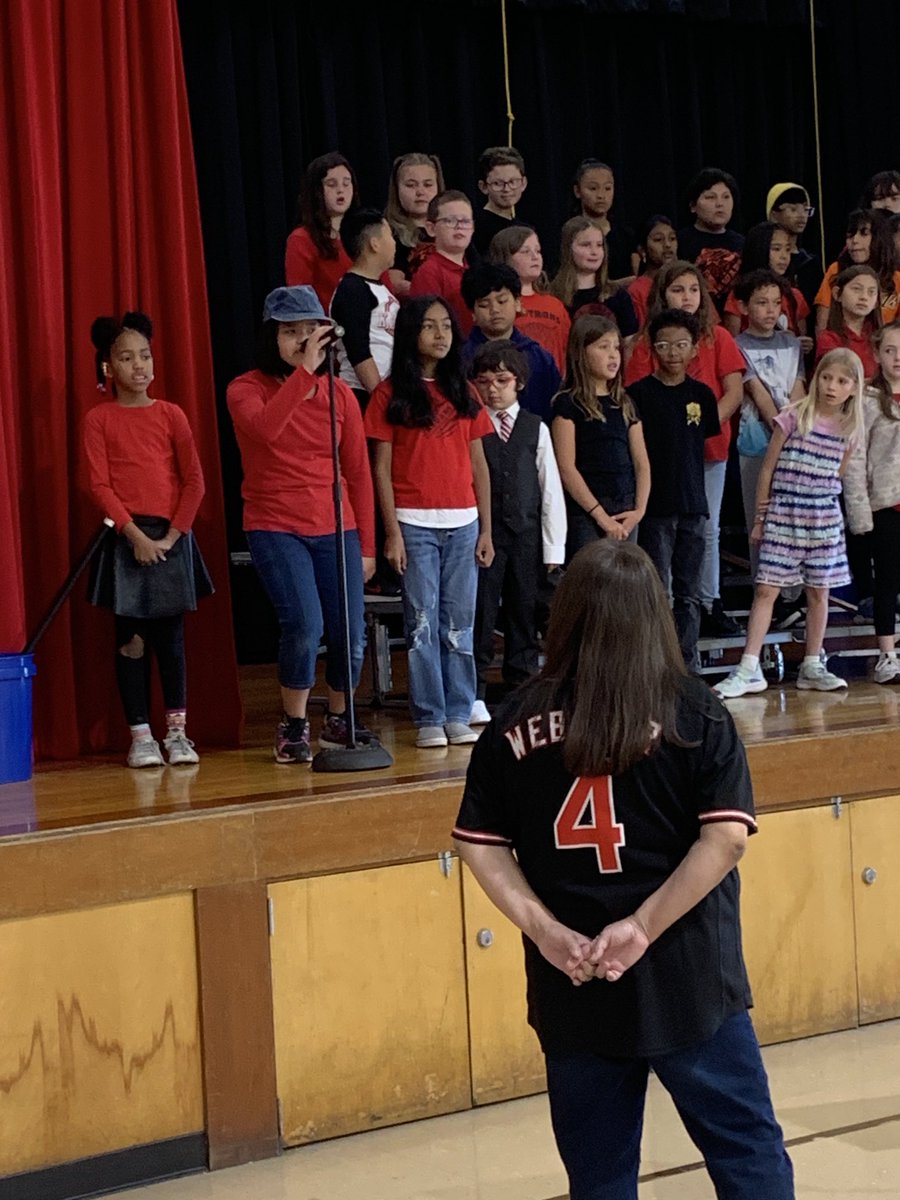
[4,662,900,841]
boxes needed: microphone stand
[312,341,393,772]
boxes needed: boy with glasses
[767,182,822,308]
[469,341,566,724]
[630,310,723,670]
[410,190,477,334]
[473,146,530,255]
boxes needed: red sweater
[408,251,473,336]
[83,399,205,532]
[226,365,375,555]
[284,226,352,309]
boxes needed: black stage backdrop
[176,0,884,547]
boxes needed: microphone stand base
[311,743,394,773]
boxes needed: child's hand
[599,513,627,541]
[297,325,332,374]
[361,556,376,583]
[799,335,814,355]
[750,519,765,545]
[384,532,407,575]
[612,510,639,537]
[475,534,494,568]
[131,532,167,565]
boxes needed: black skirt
[88,515,214,619]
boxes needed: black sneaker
[700,600,743,638]
[274,716,312,764]
[319,712,379,750]
[772,595,805,630]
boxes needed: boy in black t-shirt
[630,310,721,669]
[472,146,530,256]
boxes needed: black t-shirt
[790,246,824,310]
[472,207,530,257]
[453,676,756,1058]
[628,374,719,517]
[552,392,636,509]
[605,221,636,281]
[676,226,745,307]
[570,285,638,336]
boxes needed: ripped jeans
[399,519,479,727]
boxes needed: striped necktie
[498,410,512,442]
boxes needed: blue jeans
[246,529,365,693]
[546,1012,794,1200]
[700,459,727,607]
[638,513,706,669]
[399,520,478,726]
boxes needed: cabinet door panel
[740,807,857,1044]
[850,795,900,1024]
[269,861,470,1145]
[462,865,546,1104]
[0,895,202,1175]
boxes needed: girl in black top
[453,539,794,1200]
[550,217,638,335]
[551,316,650,561]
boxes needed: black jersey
[453,676,756,1058]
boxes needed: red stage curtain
[0,0,242,757]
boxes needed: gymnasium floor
[101,1019,900,1199]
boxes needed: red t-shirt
[408,252,473,336]
[516,293,572,373]
[814,328,878,379]
[364,379,494,510]
[626,274,654,329]
[723,286,810,335]
[284,226,352,309]
[625,324,745,462]
[226,365,375,554]
[82,399,205,532]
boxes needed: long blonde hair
[565,315,637,423]
[384,152,445,248]
[789,348,865,441]
[550,216,610,308]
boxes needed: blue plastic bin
[0,654,37,785]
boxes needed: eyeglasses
[474,373,517,389]
[486,178,524,191]
[653,340,692,352]
[435,216,474,228]
[777,203,815,217]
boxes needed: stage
[1,660,900,1200]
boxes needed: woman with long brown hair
[453,539,794,1200]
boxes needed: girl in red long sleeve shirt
[284,152,359,309]
[84,312,211,769]
[227,285,377,764]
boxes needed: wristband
[588,502,601,516]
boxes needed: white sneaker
[469,700,491,725]
[713,664,768,699]
[416,725,448,748]
[445,722,479,745]
[796,660,848,691]
[164,730,200,765]
[874,654,900,685]
[127,736,165,769]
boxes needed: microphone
[299,324,344,352]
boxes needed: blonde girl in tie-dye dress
[715,348,865,698]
